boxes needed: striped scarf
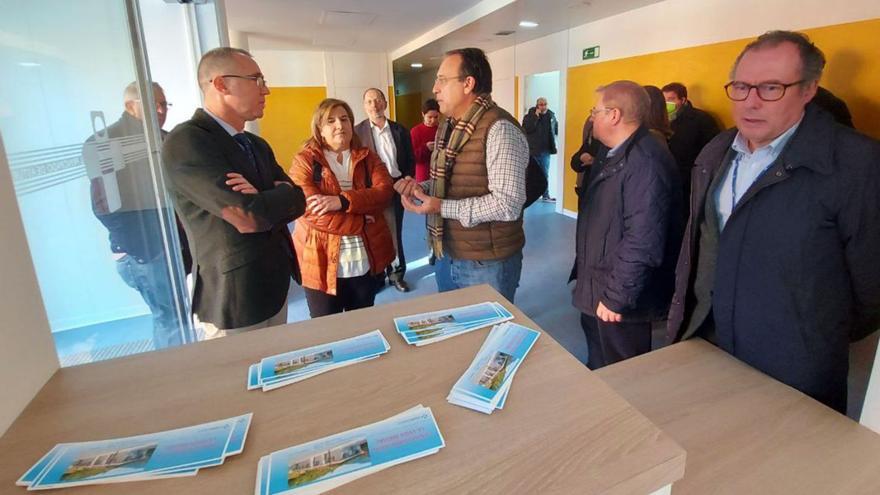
[427,94,495,257]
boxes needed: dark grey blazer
[354,118,415,179]
[162,109,306,329]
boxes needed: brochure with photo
[394,302,514,346]
[258,405,444,495]
[247,330,390,392]
[448,322,540,414]
[19,413,252,490]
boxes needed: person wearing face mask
[662,82,720,215]
[290,98,395,318]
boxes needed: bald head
[197,47,254,92]
[597,80,649,125]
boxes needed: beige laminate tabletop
[597,339,880,494]
[1,285,684,494]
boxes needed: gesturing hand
[307,194,343,215]
[401,186,441,214]
[393,176,422,198]
[226,173,258,194]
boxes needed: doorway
[523,71,561,201]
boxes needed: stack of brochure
[447,322,541,414]
[17,413,252,491]
[256,405,444,494]
[248,330,390,391]
[393,302,514,346]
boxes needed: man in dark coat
[662,82,720,215]
[162,47,306,339]
[522,97,558,201]
[573,81,682,369]
[354,88,415,292]
[667,31,880,413]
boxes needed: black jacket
[522,108,558,155]
[354,119,415,179]
[668,102,720,177]
[668,105,880,411]
[572,126,683,321]
[162,109,306,329]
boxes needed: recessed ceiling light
[519,21,539,28]
[410,63,423,68]
[19,62,40,67]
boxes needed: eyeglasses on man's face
[434,74,467,86]
[217,74,268,88]
[589,106,615,117]
[724,80,804,102]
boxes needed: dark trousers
[303,274,376,318]
[580,313,652,370]
[383,193,407,282]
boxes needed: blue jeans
[434,251,523,302]
[535,151,551,198]
[116,253,183,349]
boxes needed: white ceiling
[224,0,661,73]
[224,0,485,51]
[392,0,661,73]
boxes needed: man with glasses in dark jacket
[667,31,880,413]
[572,80,682,369]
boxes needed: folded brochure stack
[393,302,513,346]
[248,330,390,391]
[256,405,444,495]
[448,322,540,414]
[17,413,252,491]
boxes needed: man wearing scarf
[394,48,529,302]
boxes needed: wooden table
[597,339,880,494]
[0,285,684,494]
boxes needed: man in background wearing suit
[355,88,415,292]
[162,47,306,339]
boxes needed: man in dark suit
[354,88,415,292]
[162,47,306,339]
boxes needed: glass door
[0,0,193,365]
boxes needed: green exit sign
[582,46,600,60]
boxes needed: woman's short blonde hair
[306,98,363,149]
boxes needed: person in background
[643,85,673,151]
[86,81,188,350]
[667,31,880,413]
[290,98,395,317]
[662,82,720,215]
[573,81,682,369]
[410,98,441,183]
[522,97,559,202]
[162,47,306,340]
[355,88,414,293]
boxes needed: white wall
[0,134,59,436]
[488,29,569,211]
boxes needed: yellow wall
[388,85,396,121]
[563,18,880,212]
[260,86,328,172]
[395,92,423,130]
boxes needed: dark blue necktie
[233,133,264,187]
